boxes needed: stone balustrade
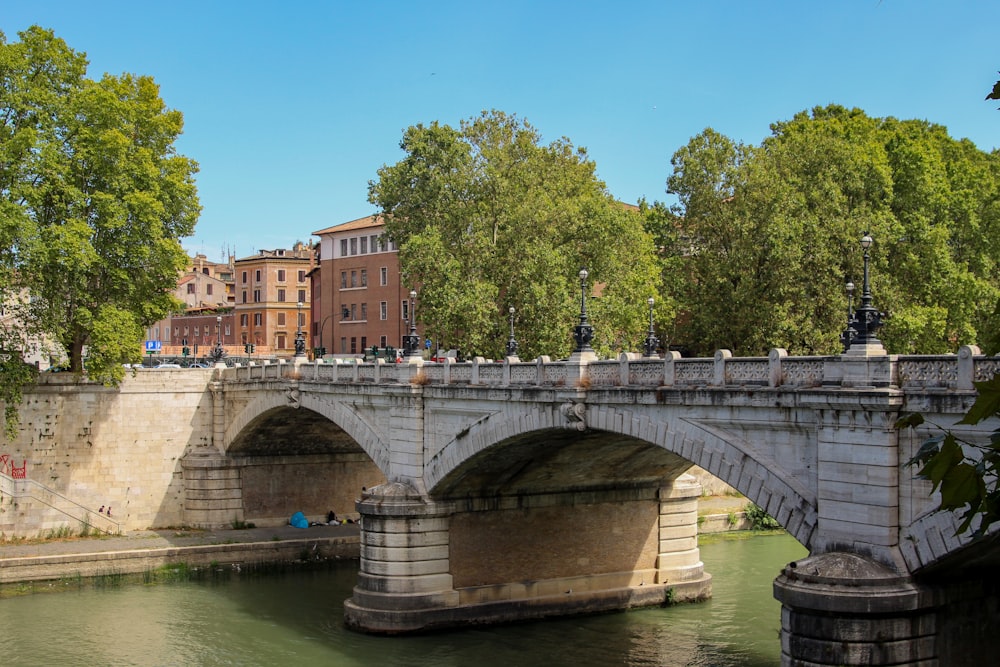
[222,344,996,391]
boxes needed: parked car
[187,363,209,368]
[154,363,182,369]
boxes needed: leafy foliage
[0,26,199,388]
[744,502,781,531]
[369,110,667,359]
[899,374,1000,537]
[987,73,1000,108]
[655,105,1000,356]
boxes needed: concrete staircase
[0,472,122,537]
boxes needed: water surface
[3,532,805,666]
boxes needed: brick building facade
[312,216,421,357]
[233,244,314,355]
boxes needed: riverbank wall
[1,496,756,589]
[0,525,361,588]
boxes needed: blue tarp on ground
[289,511,308,528]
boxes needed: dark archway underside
[432,428,693,499]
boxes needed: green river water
[2,532,806,666]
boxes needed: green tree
[0,26,200,385]
[660,105,1000,356]
[369,110,666,360]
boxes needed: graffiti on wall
[0,454,27,478]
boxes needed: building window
[380,335,387,348]
[298,289,306,302]
[360,269,367,287]
[255,269,261,282]
[187,283,196,294]
[207,284,213,296]
[350,304,357,320]
[350,271,357,288]
[224,325,230,336]
[350,238,357,255]
[277,288,286,302]
[380,301,387,320]
[298,312,306,327]
[253,289,261,303]
[242,291,247,304]
[240,313,248,326]
[371,235,379,252]
[340,271,347,289]
[340,239,348,257]
[194,326,200,337]
[360,236,368,254]
[380,267,387,286]
[277,269,286,282]
[276,334,286,350]
[241,271,248,284]
[361,336,367,351]
[360,303,367,320]
[340,337,347,353]
[254,313,262,326]
[277,312,286,326]
[298,270,306,282]
[402,300,409,321]
[350,337,357,354]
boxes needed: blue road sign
[144,340,162,352]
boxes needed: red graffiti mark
[1,454,26,478]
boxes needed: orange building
[311,216,420,357]
[233,244,314,355]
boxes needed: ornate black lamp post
[294,301,306,357]
[505,306,518,357]
[643,297,660,358]
[850,232,886,347]
[571,268,594,354]
[403,289,420,357]
[839,281,856,352]
[210,315,227,362]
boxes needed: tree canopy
[0,26,200,389]
[368,110,666,360]
[650,105,1000,356]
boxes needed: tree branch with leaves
[898,373,1000,537]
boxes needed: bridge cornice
[217,345,997,397]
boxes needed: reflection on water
[3,533,805,667]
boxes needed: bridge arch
[224,387,390,473]
[424,401,817,548]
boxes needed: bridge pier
[344,475,711,634]
[774,550,1000,666]
[343,482,459,633]
[774,552,937,666]
[181,454,244,528]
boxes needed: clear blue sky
[5,1,998,262]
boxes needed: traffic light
[371,345,378,358]
[182,346,190,357]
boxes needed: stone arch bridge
[182,345,1000,665]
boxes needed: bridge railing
[222,345,995,391]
